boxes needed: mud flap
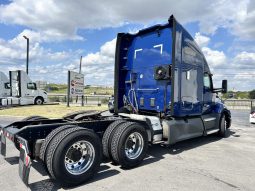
[0,127,6,157]
[17,136,31,186]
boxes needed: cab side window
[27,83,37,90]
[204,73,212,91]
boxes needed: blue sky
[0,0,255,91]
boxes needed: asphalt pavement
[0,110,255,191]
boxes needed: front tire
[35,97,44,105]
[110,122,148,168]
[219,114,227,137]
[45,127,101,187]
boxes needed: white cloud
[194,32,210,47]
[0,26,116,85]
[231,0,255,40]
[223,51,255,70]
[0,31,84,83]
[234,51,255,63]
[0,0,254,40]
[210,50,255,91]
[202,47,226,67]
[80,39,116,85]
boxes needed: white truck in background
[0,71,10,98]
[0,70,47,106]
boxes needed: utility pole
[23,35,29,74]
[79,56,83,74]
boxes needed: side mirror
[222,80,227,94]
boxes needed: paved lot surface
[0,110,255,191]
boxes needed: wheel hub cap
[124,132,144,160]
[64,141,95,175]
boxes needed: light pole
[79,56,83,74]
[23,35,29,74]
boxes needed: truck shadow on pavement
[167,129,237,155]
[4,156,19,165]
[133,128,237,169]
[28,129,238,191]
[29,164,121,191]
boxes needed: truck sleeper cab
[0,15,231,187]
[0,71,10,97]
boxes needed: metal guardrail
[224,99,255,110]
[47,94,111,105]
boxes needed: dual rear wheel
[102,121,148,168]
[40,126,101,187]
[40,121,148,187]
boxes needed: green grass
[84,87,114,95]
[45,84,114,95]
[0,104,108,118]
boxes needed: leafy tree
[250,90,255,99]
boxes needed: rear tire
[39,125,77,162]
[110,122,148,168]
[45,127,101,187]
[102,120,126,159]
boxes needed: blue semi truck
[0,15,231,187]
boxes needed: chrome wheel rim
[64,141,95,175]
[125,132,144,159]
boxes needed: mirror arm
[213,88,222,93]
